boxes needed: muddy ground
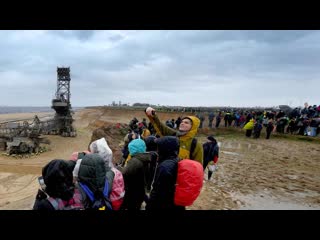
[0,107,319,210]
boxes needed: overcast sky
[0,30,318,108]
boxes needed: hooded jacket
[42,159,75,201]
[146,114,203,164]
[203,139,219,168]
[146,136,183,210]
[243,119,254,130]
[121,139,151,210]
[144,136,159,192]
[89,138,115,192]
[75,153,109,209]
[89,137,113,168]
[33,159,81,210]
[89,138,125,210]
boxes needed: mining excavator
[0,67,77,154]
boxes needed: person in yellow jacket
[243,118,255,137]
[145,107,203,165]
[141,127,151,139]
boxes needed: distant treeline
[0,106,84,114]
[86,104,279,114]
[0,106,54,114]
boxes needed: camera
[38,176,46,191]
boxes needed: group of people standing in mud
[242,105,320,139]
[33,107,220,210]
[185,104,320,140]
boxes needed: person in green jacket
[145,107,203,165]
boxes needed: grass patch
[272,132,320,143]
[197,127,320,144]
[297,137,315,142]
[197,127,247,143]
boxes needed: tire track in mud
[217,138,320,209]
[0,173,38,209]
[188,144,244,210]
[0,164,42,175]
[0,173,37,195]
[190,137,320,210]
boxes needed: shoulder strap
[102,180,112,210]
[47,197,64,210]
[79,180,112,210]
[103,179,109,197]
[79,182,95,202]
[190,138,197,159]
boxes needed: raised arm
[145,107,177,137]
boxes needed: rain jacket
[243,119,254,130]
[146,136,184,210]
[75,153,108,209]
[146,114,203,164]
[121,139,151,210]
[89,138,124,209]
[203,140,219,169]
[33,159,84,210]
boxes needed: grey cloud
[49,30,96,41]
[0,30,319,107]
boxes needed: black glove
[36,189,47,200]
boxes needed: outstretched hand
[145,107,155,117]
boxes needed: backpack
[79,179,113,210]
[110,168,125,210]
[190,138,197,159]
[174,159,204,206]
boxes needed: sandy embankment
[0,112,56,122]
[0,109,93,209]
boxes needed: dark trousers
[266,129,272,139]
[216,120,221,128]
[203,161,209,170]
[246,130,252,137]
[298,126,305,135]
